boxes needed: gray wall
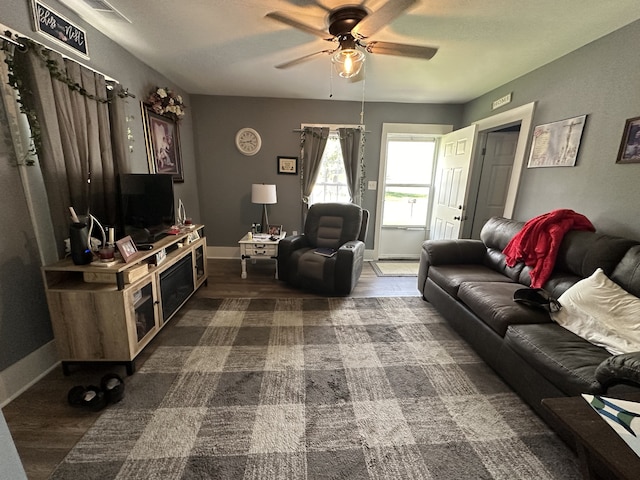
[191,95,463,248]
[0,2,200,380]
[463,19,640,239]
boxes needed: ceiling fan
[266,0,438,78]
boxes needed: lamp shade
[251,184,277,204]
[332,48,365,78]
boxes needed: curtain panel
[12,46,121,258]
[299,126,329,223]
[338,127,365,204]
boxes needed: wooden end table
[542,393,640,480]
[238,233,286,279]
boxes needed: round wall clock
[235,127,262,156]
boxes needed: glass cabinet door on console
[195,243,206,285]
[128,280,159,347]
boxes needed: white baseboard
[0,341,59,408]
[207,245,240,259]
[207,246,376,260]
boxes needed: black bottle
[70,222,93,265]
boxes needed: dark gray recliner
[278,203,369,295]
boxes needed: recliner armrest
[277,235,310,281]
[596,352,640,389]
[335,240,366,294]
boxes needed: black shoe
[67,385,107,411]
[101,373,125,404]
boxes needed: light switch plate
[367,181,377,190]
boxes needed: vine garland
[1,32,129,164]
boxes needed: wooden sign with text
[30,0,89,58]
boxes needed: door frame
[462,102,537,237]
[372,123,453,260]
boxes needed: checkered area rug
[51,297,580,479]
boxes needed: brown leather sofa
[418,216,640,423]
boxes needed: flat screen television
[117,173,175,244]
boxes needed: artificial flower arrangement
[147,87,186,121]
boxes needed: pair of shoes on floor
[67,373,125,411]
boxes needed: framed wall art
[141,103,183,182]
[277,156,298,175]
[527,114,587,168]
[616,116,640,164]
[30,0,89,58]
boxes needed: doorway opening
[374,123,453,259]
[429,102,536,241]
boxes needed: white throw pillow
[550,268,640,355]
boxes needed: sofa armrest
[596,352,640,389]
[418,239,488,295]
[421,239,487,266]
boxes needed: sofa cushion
[457,282,551,337]
[611,245,640,298]
[504,323,610,395]
[554,230,637,278]
[596,352,640,389]
[428,265,514,298]
[550,268,640,355]
[480,216,523,250]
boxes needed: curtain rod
[1,25,135,98]
[0,32,26,50]
[292,128,371,133]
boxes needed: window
[309,132,351,205]
[382,135,436,227]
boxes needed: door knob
[454,216,461,220]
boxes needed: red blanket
[503,209,595,288]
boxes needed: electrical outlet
[367,181,377,190]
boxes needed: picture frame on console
[116,235,139,263]
[141,103,184,182]
[616,116,640,164]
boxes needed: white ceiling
[58,0,640,103]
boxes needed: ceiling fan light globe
[331,49,365,78]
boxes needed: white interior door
[470,131,519,238]
[430,125,478,240]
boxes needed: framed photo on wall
[277,156,298,175]
[141,103,184,182]
[616,116,640,164]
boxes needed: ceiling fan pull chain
[330,61,333,98]
[360,63,366,124]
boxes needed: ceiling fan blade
[275,49,335,69]
[351,0,418,39]
[365,41,438,60]
[266,11,332,39]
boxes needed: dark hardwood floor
[3,259,420,479]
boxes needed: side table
[238,232,286,279]
[542,393,640,480]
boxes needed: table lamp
[251,183,277,231]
